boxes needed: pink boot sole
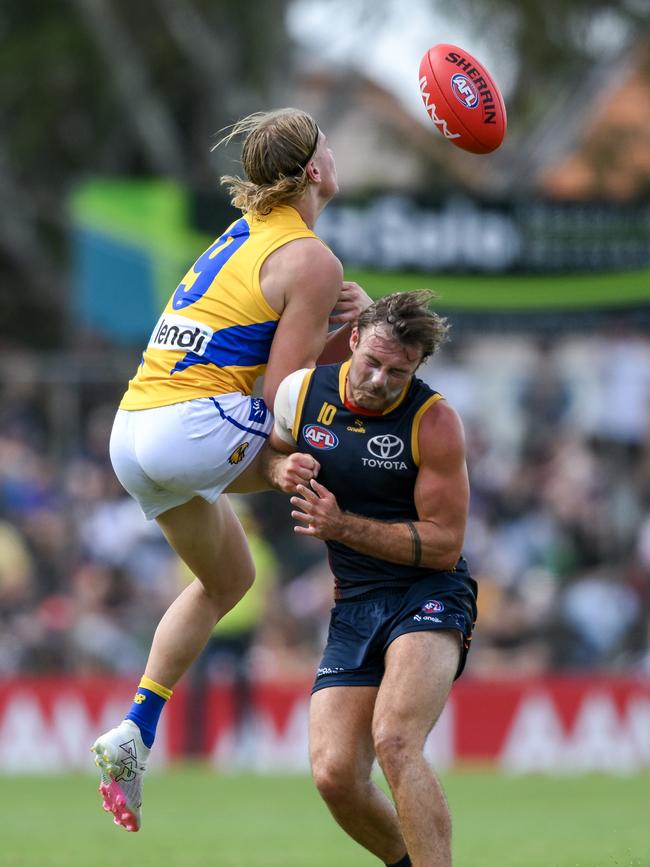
[99,780,140,832]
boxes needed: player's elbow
[262,380,278,410]
[422,528,464,570]
[424,551,462,571]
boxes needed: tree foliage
[0,0,292,344]
[446,0,648,122]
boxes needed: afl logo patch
[451,73,479,109]
[422,600,445,614]
[303,424,339,450]
[367,434,404,460]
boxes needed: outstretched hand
[329,280,373,325]
[290,478,345,540]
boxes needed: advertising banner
[1,677,647,775]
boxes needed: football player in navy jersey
[264,290,477,867]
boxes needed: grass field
[2,767,648,866]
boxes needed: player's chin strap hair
[404,520,422,567]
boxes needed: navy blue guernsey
[296,360,463,599]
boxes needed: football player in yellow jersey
[91,108,371,831]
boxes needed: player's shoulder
[267,236,343,288]
[420,397,463,433]
[275,366,314,415]
[260,236,342,316]
[417,398,466,459]
[273,367,314,446]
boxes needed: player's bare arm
[260,238,342,407]
[290,401,468,570]
[319,280,374,364]
[257,428,321,493]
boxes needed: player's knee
[373,728,416,777]
[229,570,255,606]
[236,562,255,596]
[311,757,358,806]
[200,563,255,606]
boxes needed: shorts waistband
[333,561,471,604]
[335,586,410,603]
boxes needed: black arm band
[404,520,422,567]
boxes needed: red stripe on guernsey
[343,398,383,416]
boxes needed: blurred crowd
[1,324,649,683]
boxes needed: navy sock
[386,855,411,867]
[125,676,172,748]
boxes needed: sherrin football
[419,43,506,154]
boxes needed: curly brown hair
[356,290,450,362]
[217,109,320,216]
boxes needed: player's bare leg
[310,685,409,864]
[372,631,460,867]
[222,449,273,494]
[92,494,255,830]
[148,495,256,686]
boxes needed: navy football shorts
[312,566,478,693]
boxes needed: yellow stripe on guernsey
[411,393,444,465]
[120,206,319,410]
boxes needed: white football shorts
[109,393,273,520]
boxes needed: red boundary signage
[0,676,648,774]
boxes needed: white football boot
[91,719,150,832]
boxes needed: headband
[298,125,320,171]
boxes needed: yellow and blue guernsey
[120,205,318,410]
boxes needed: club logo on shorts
[303,424,339,450]
[228,442,250,464]
[452,613,467,631]
[249,398,267,424]
[422,600,445,614]
[451,73,479,109]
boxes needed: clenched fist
[275,452,321,494]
